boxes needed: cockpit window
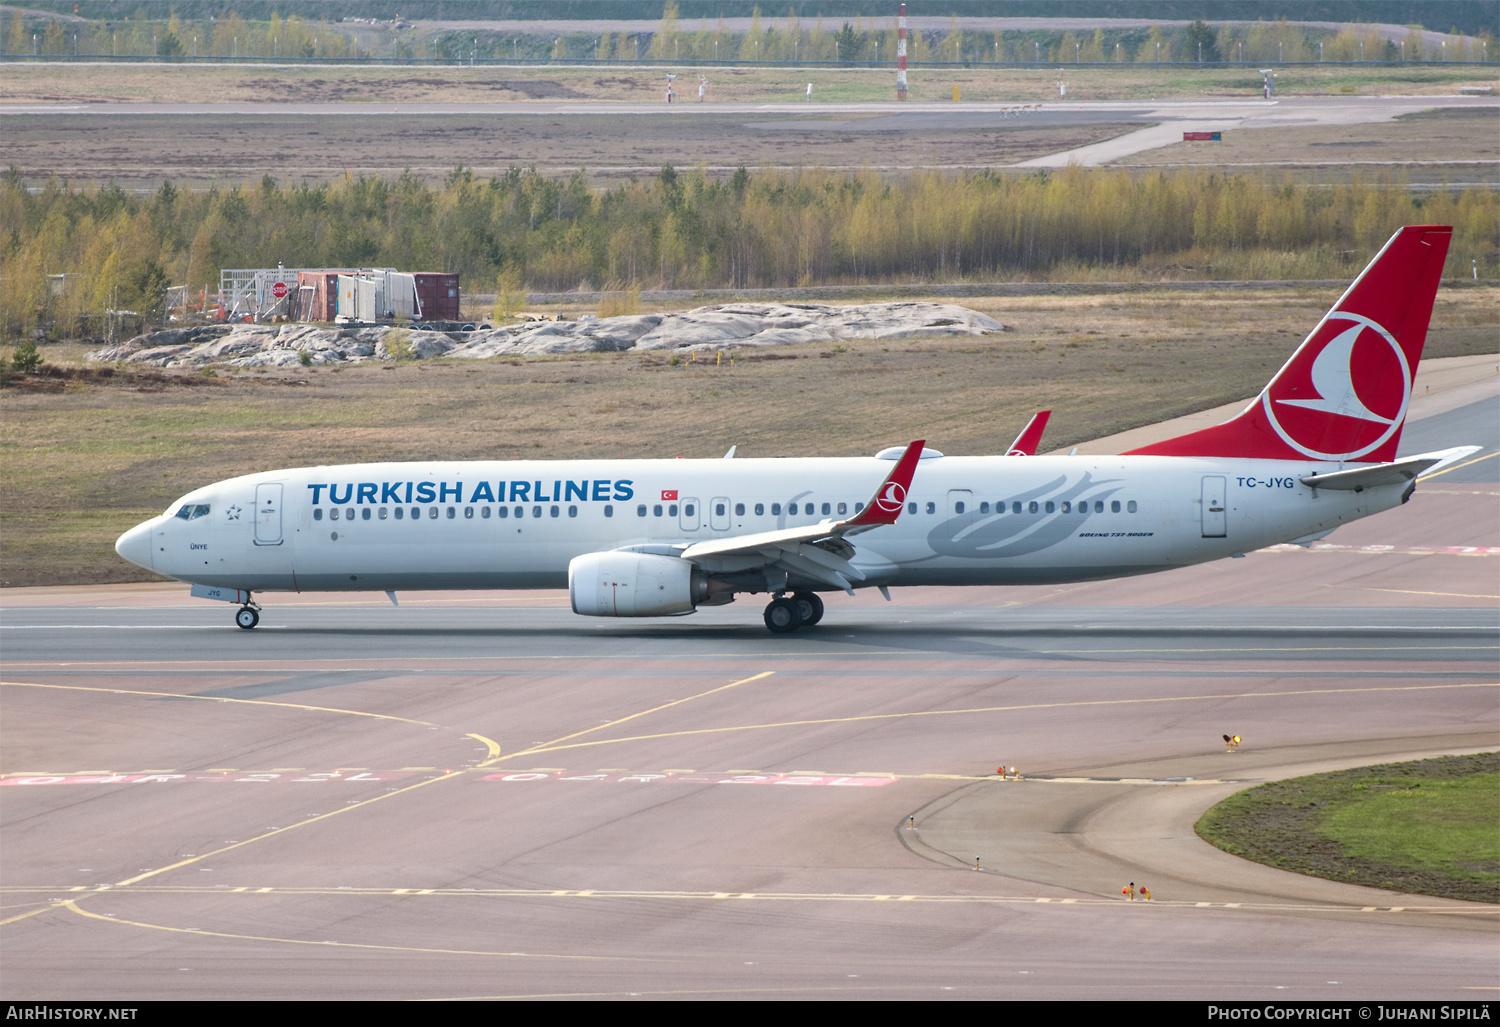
[190,504,211,519]
[176,504,211,520]
[174,505,193,519]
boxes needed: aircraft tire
[791,591,824,626]
[763,597,802,634]
[236,607,260,630]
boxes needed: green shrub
[11,339,41,373]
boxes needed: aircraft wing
[675,439,925,593]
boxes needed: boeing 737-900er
[115,226,1477,633]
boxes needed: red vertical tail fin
[1127,226,1452,463]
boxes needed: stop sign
[272,282,288,299]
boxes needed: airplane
[115,225,1476,634]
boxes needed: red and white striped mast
[896,3,908,100]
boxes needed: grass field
[1195,753,1500,903]
[2,285,1495,587]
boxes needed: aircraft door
[947,489,973,518]
[710,496,731,531]
[255,483,284,545]
[680,497,701,532]
[1201,476,1227,538]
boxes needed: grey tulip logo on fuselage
[924,473,1122,559]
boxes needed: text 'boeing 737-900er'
[115,226,1477,633]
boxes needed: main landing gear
[235,598,261,630]
[762,591,824,634]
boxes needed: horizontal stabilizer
[1300,446,1480,491]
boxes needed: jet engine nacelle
[568,551,705,617]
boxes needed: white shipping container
[337,274,359,320]
[384,273,420,320]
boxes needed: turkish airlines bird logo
[1263,312,1409,461]
[875,481,906,513]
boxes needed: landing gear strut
[763,591,824,634]
[235,600,261,630]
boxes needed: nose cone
[115,520,154,572]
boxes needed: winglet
[1006,411,1051,456]
[845,440,925,528]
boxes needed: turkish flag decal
[661,490,679,501]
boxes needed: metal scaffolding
[219,267,393,321]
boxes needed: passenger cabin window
[669,504,679,517]
[330,508,340,521]
[1111,500,1121,513]
[499,506,509,519]
[1029,501,1039,514]
[907,502,917,515]
[733,503,743,516]
[638,505,648,517]
[653,504,663,517]
[954,501,965,514]
[754,503,764,516]
[1012,502,1022,514]
[605,505,614,518]
[446,507,456,519]
[482,506,491,518]
[979,502,990,514]
[464,506,474,519]
[394,507,403,520]
[314,508,324,521]
[926,502,936,514]
[379,507,389,519]
[1127,500,1138,513]
[429,507,439,519]
[822,502,831,516]
[771,503,781,516]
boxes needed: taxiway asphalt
[1,377,1496,1000]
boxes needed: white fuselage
[121,454,1399,597]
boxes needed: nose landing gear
[762,591,824,633]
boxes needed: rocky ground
[86,302,1006,368]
